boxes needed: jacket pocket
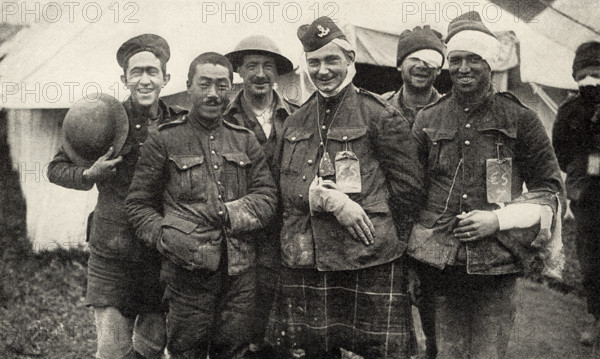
[281,128,313,173]
[423,128,457,174]
[160,214,222,271]
[167,155,207,202]
[476,124,517,159]
[222,152,252,201]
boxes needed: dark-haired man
[48,34,182,359]
[126,52,277,359]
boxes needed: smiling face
[187,63,232,121]
[399,56,440,93]
[120,51,169,109]
[448,50,491,97]
[306,42,354,93]
[238,53,279,97]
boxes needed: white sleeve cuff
[493,203,542,231]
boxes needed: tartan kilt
[267,257,417,359]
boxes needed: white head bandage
[404,49,444,69]
[447,30,500,69]
[578,76,600,87]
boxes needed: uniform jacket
[382,86,441,125]
[47,98,183,262]
[409,89,565,275]
[278,84,425,271]
[552,95,600,206]
[224,90,298,268]
[125,111,277,275]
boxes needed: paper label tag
[335,151,361,193]
[486,158,512,204]
[588,153,600,176]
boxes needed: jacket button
[239,161,244,165]
[291,136,297,141]
[462,194,468,199]
[321,125,327,130]
[465,123,471,129]
[464,140,471,146]
[217,181,222,185]
[139,142,143,146]
[464,107,469,112]
[325,109,331,114]
[182,165,188,169]
[433,141,438,145]
[135,124,141,129]
[342,136,348,140]
[211,150,216,155]
[210,135,215,140]
[218,210,224,216]
[298,194,303,198]
[302,176,307,181]
[213,164,219,169]
[218,194,222,199]
[307,159,314,165]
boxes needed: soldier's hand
[333,199,375,246]
[83,146,123,183]
[454,210,499,242]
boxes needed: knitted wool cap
[572,41,600,79]
[396,25,445,67]
[445,11,496,44]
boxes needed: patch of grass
[0,218,590,358]
[0,247,95,359]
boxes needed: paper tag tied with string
[335,151,361,193]
[486,158,512,204]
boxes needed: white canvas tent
[0,0,598,249]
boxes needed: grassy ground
[0,219,593,358]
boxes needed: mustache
[250,77,272,85]
[203,98,223,106]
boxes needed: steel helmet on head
[225,35,294,75]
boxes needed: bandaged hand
[83,146,123,183]
[309,176,374,246]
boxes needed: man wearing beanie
[48,34,184,358]
[382,25,445,359]
[383,25,445,126]
[268,16,424,358]
[553,40,600,348]
[409,11,565,358]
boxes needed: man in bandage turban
[409,11,565,358]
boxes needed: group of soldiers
[49,8,600,359]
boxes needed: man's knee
[94,306,135,359]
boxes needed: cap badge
[317,25,330,38]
